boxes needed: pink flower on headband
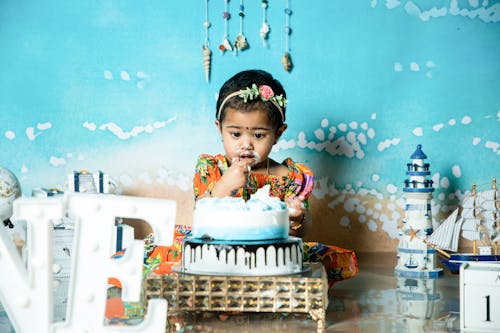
[258,85,274,100]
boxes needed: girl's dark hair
[216,69,286,130]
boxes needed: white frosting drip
[182,239,303,276]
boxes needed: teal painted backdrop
[1,1,499,246]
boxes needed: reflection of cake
[181,196,303,276]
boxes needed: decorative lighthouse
[395,144,443,278]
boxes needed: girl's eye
[254,133,265,139]
[230,132,241,138]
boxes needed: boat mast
[471,183,478,255]
[422,237,451,259]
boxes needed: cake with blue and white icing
[181,196,303,276]
[192,196,289,240]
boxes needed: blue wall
[1,1,499,248]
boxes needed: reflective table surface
[162,252,460,332]
[0,252,461,332]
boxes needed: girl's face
[216,107,286,168]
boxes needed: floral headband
[217,83,287,121]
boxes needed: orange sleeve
[282,158,315,206]
[193,154,224,200]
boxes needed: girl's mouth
[235,150,261,165]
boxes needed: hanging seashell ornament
[202,45,212,82]
[260,22,270,45]
[234,1,248,53]
[219,38,233,53]
[281,52,293,72]
[234,34,248,51]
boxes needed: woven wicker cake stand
[144,263,328,333]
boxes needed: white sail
[462,207,476,219]
[476,188,499,243]
[427,208,460,251]
[480,200,498,212]
[476,189,496,203]
[451,217,463,251]
[490,220,500,244]
[462,218,482,241]
[462,230,482,241]
[462,217,480,230]
[462,196,475,209]
[483,220,496,233]
[482,213,499,239]
[482,210,496,222]
[429,182,499,260]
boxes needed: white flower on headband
[239,84,287,107]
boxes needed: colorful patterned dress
[146,154,358,288]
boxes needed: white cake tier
[181,237,303,276]
[192,197,289,241]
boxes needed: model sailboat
[426,179,500,273]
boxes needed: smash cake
[181,193,303,276]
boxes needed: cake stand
[144,263,328,333]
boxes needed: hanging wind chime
[259,0,270,47]
[202,0,212,82]
[202,0,295,81]
[281,0,293,72]
[233,0,248,53]
[219,0,233,53]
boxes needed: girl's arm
[194,154,251,200]
[208,158,251,198]
[284,160,315,238]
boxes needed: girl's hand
[210,157,253,197]
[287,195,311,238]
[287,195,306,218]
[225,157,253,188]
